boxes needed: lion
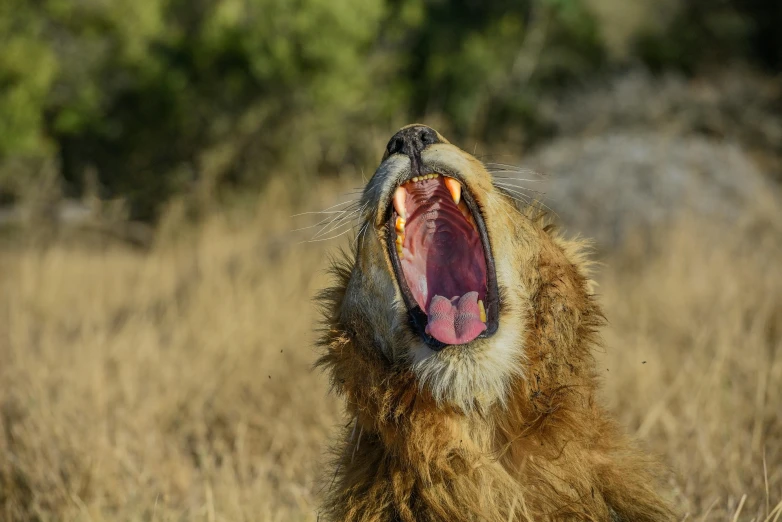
[316,124,675,521]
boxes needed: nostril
[388,137,404,156]
[420,129,436,146]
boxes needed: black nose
[383,125,441,161]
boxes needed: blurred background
[1,0,781,520]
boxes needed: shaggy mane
[315,133,674,520]
[315,227,674,521]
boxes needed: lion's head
[318,125,673,522]
[337,124,552,411]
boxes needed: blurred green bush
[0,0,778,219]
[635,0,781,74]
[1,0,390,219]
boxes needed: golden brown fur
[316,125,675,521]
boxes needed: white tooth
[444,177,461,205]
[458,200,477,231]
[393,186,407,219]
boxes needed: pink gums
[398,178,487,345]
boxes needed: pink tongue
[425,291,487,345]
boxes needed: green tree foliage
[635,0,782,74]
[0,0,58,202]
[2,0,389,218]
[379,0,604,139]
[0,0,776,219]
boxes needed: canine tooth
[457,200,475,228]
[478,300,486,323]
[395,216,405,233]
[444,177,461,205]
[393,186,407,219]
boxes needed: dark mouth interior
[387,174,498,348]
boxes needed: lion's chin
[407,322,525,411]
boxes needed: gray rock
[518,132,779,251]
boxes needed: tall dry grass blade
[766,449,771,517]
[732,494,747,522]
[700,498,719,521]
[764,500,782,522]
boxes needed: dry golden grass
[0,179,780,521]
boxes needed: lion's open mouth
[386,174,499,349]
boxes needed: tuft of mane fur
[315,133,675,521]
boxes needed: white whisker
[301,228,358,243]
[354,221,371,249]
[293,213,356,233]
[312,202,365,239]
[313,213,360,239]
[291,198,358,217]
[489,173,545,182]
[498,192,533,207]
[493,183,534,199]
[492,181,547,196]
[294,209,354,216]
[485,162,542,173]
[495,184,558,217]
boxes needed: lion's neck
[333,363,521,522]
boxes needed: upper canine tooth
[393,186,408,219]
[444,177,461,205]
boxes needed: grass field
[1,179,781,521]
